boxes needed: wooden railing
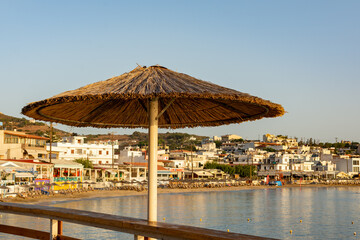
[0,202,276,240]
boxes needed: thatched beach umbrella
[22,65,284,223]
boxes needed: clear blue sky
[1,1,359,142]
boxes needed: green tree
[35,130,44,136]
[204,162,255,177]
[138,140,148,147]
[214,141,222,148]
[75,158,93,169]
[264,147,276,152]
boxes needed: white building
[201,142,216,152]
[332,156,360,174]
[213,136,222,141]
[197,151,218,159]
[118,146,145,164]
[233,153,266,165]
[263,134,298,147]
[47,136,118,165]
[312,161,336,172]
[168,159,186,168]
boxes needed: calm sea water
[1,186,360,240]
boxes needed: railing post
[58,220,63,235]
[50,219,58,240]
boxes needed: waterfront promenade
[3,181,360,204]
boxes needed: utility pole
[111,132,115,169]
[247,154,251,179]
[130,152,133,181]
[251,154,253,180]
[191,142,194,180]
[290,158,293,182]
[49,122,53,163]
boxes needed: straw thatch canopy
[22,65,284,128]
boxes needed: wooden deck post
[58,220,63,235]
[50,219,58,240]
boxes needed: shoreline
[3,184,360,205]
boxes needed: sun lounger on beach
[17,193,27,199]
[41,190,50,195]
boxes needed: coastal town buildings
[47,136,119,165]
[0,128,359,192]
[263,134,298,147]
[117,146,145,164]
[201,142,216,152]
[221,134,242,142]
[52,159,84,183]
[0,159,53,185]
[0,130,49,160]
[202,136,222,143]
[331,155,360,174]
[224,135,342,179]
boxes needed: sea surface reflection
[1,186,360,239]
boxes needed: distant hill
[0,112,207,149]
[84,131,207,150]
[0,112,28,123]
[0,112,68,138]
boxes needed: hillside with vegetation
[86,131,206,150]
[0,112,207,149]
[0,112,68,138]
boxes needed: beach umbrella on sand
[22,65,284,223]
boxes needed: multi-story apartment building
[117,146,145,164]
[332,155,360,174]
[0,130,49,160]
[201,142,216,152]
[233,153,267,165]
[47,136,118,165]
[169,150,208,169]
[312,161,336,172]
[263,134,298,147]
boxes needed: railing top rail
[0,202,275,240]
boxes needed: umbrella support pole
[148,98,158,224]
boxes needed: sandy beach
[3,184,358,205]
